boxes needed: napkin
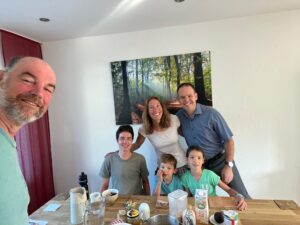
[43,203,62,212]
[29,219,48,225]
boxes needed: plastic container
[168,189,188,219]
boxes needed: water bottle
[79,172,89,200]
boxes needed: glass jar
[84,198,106,225]
[117,209,127,222]
[127,209,140,225]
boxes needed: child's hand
[235,196,247,211]
[156,169,163,183]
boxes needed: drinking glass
[84,197,106,225]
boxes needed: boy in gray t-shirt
[99,125,150,195]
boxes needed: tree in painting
[111,51,212,125]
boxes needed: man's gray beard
[0,87,43,126]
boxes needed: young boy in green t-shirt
[181,145,247,211]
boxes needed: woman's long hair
[142,96,171,134]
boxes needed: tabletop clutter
[68,185,239,225]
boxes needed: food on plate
[124,200,137,211]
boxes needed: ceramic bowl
[101,188,119,204]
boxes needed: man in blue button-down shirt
[176,83,250,198]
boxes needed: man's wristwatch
[225,161,234,168]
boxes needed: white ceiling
[1,0,300,42]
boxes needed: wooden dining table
[29,193,300,225]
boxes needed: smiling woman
[131,97,187,171]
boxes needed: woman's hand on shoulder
[131,133,146,151]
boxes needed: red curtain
[0,30,55,214]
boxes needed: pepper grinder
[78,172,89,200]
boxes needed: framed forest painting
[111,51,212,125]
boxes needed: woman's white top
[139,114,187,168]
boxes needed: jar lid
[168,189,188,199]
[118,209,126,216]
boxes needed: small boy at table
[153,154,184,196]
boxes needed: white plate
[209,214,225,225]
[115,223,131,225]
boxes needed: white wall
[42,9,300,204]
